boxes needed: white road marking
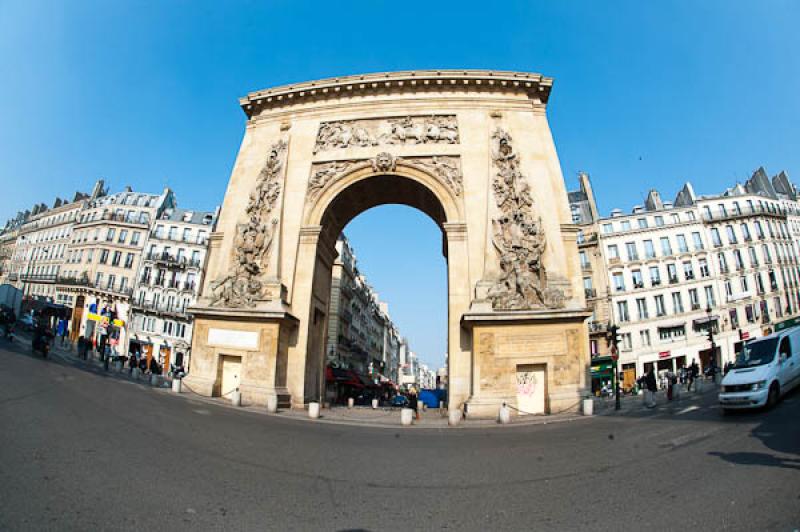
[677,406,700,415]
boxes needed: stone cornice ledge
[461,308,592,327]
[188,304,299,323]
[240,70,553,117]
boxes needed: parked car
[18,315,35,332]
[390,395,409,408]
[719,327,800,411]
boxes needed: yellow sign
[112,319,125,327]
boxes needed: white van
[719,327,800,411]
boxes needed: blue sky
[1,1,798,368]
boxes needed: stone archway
[185,70,591,417]
[289,159,469,407]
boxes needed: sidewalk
[39,334,718,429]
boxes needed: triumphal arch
[185,70,591,417]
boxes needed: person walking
[665,369,675,401]
[56,318,68,346]
[645,368,658,408]
[408,386,419,420]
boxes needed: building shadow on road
[708,451,800,471]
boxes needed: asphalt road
[1,341,799,531]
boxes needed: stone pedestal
[184,305,295,408]
[462,309,590,418]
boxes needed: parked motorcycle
[32,330,52,358]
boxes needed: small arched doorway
[287,162,471,409]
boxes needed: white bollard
[498,403,511,424]
[582,398,594,416]
[266,394,278,413]
[347,397,354,409]
[132,367,141,380]
[171,379,182,393]
[308,401,320,419]
[371,398,378,409]
[400,408,414,426]
[448,408,462,426]
[231,390,241,407]
[417,400,424,413]
[114,361,123,373]
[150,374,160,387]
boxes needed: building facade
[324,235,403,401]
[57,186,176,353]
[128,207,217,371]
[571,167,800,388]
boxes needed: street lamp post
[706,305,717,381]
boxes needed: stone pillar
[443,222,472,410]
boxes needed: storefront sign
[658,350,671,359]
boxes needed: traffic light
[608,325,621,349]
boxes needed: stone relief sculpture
[210,140,288,308]
[487,128,564,310]
[314,115,459,153]
[306,154,463,200]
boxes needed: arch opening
[300,172,458,405]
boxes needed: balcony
[145,252,202,269]
[56,275,133,297]
[668,276,679,284]
[19,273,58,283]
[702,204,788,223]
[77,212,149,227]
[131,300,189,317]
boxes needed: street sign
[658,350,671,359]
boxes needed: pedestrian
[408,386,419,419]
[645,368,657,408]
[666,369,675,401]
[129,353,137,373]
[138,356,148,373]
[687,361,695,391]
[56,318,67,346]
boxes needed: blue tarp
[419,389,446,408]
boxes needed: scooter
[32,331,52,358]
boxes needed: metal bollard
[266,394,278,413]
[171,379,182,393]
[498,403,511,424]
[400,408,414,426]
[371,398,378,409]
[231,389,241,407]
[150,374,160,387]
[582,398,594,416]
[308,401,320,419]
[132,367,141,380]
[347,397,354,409]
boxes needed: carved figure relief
[306,154,463,199]
[487,128,564,310]
[210,139,288,308]
[314,115,459,153]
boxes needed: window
[655,216,664,227]
[660,237,672,256]
[602,223,613,234]
[699,258,710,277]
[687,210,696,221]
[620,333,632,351]
[704,285,716,308]
[671,213,680,224]
[579,251,589,268]
[124,253,134,268]
[191,250,200,265]
[729,308,739,328]
[689,288,700,309]
[168,226,178,240]
[725,280,733,299]
[636,298,649,320]
[655,295,666,316]
[111,251,121,266]
[726,225,737,244]
[107,274,116,290]
[118,229,128,244]
[119,277,128,291]
[637,218,648,229]
[644,240,656,258]
[755,272,765,294]
[625,242,638,261]
[719,203,728,217]
[671,292,684,313]
[703,206,712,219]
[676,234,688,253]
[659,325,685,341]
[649,266,661,286]
[86,249,94,263]
[741,223,752,241]
[197,231,207,245]
[749,247,759,267]
[667,263,678,283]
[106,228,116,242]
[617,301,630,322]
[755,221,765,239]
[740,275,749,293]
[95,272,103,286]
[613,272,626,292]
[640,329,651,347]
[683,261,695,280]
[182,228,191,242]
[632,269,644,289]
[733,201,741,215]
[718,252,728,274]
[99,249,109,264]
[711,228,722,247]
[762,244,772,264]
[607,245,619,259]
[155,225,164,238]
[769,270,779,291]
